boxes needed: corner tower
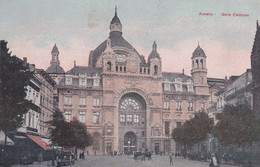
[148,41,161,76]
[191,44,209,95]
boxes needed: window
[116,66,118,71]
[79,111,86,123]
[126,114,133,124]
[196,59,199,68]
[153,129,161,136]
[120,66,122,72]
[141,117,145,125]
[107,128,112,135]
[164,83,170,91]
[154,65,158,74]
[65,75,72,85]
[201,103,205,110]
[133,114,139,123]
[79,77,86,86]
[32,113,35,127]
[120,114,126,123]
[200,59,204,68]
[187,85,194,92]
[188,102,193,111]
[201,77,204,84]
[93,75,100,87]
[107,61,112,71]
[142,131,145,137]
[28,112,31,126]
[140,68,142,73]
[80,97,86,105]
[124,67,126,72]
[64,96,72,105]
[144,68,146,73]
[176,122,182,128]
[175,84,182,92]
[94,98,100,107]
[93,112,100,124]
[164,101,170,109]
[176,101,182,111]
[65,110,71,122]
[165,122,170,136]
[87,79,93,88]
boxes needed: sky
[0,0,260,78]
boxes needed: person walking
[38,152,43,164]
[169,153,174,166]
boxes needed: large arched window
[120,98,140,110]
[119,93,146,110]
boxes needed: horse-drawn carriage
[133,151,152,161]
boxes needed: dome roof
[192,45,206,58]
[46,65,65,74]
[90,31,143,67]
[148,41,160,61]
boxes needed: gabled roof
[162,72,191,82]
[67,66,102,75]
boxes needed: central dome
[89,8,145,67]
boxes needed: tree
[172,111,214,155]
[48,109,92,149]
[216,104,260,146]
[216,104,260,166]
[70,120,93,149]
[0,40,40,145]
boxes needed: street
[13,155,240,167]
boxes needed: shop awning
[27,134,52,150]
[0,131,14,145]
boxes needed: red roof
[27,134,52,150]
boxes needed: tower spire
[115,6,117,16]
[257,20,259,29]
[153,41,157,52]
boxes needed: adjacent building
[251,21,260,119]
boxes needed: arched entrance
[124,132,137,154]
[118,92,147,154]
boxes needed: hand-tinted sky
[1,0,259,78]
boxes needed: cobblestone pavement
[13,155,240,167]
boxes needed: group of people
[168,152,219,167]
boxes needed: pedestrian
[209,153,218,167]
[38,152,43,164]
[169,153,174,166]
[82,152,85,159]
[69,155,72,166]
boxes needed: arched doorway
[124,132,137,154]
[118,92,147,154]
